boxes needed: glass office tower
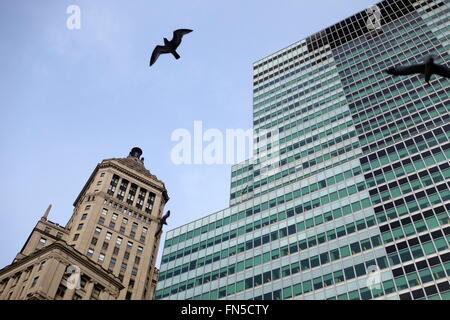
[156,0,450,300]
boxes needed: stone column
[0,277,15,300]
[24,263,41,298]
[99,288,111,300]
[43,259,66,299]
[38,258,59,294]
[63,287,75,300]
[82,281,95,300]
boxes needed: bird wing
[162,210,170,219]
[171,29,193,47]
[432,63,450,79]
[150,45,171,66]
[385,64,424,76]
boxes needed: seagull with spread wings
[156,210,171,236]
[385,55,450,84]
[149,29,193,66]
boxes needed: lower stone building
[0,240,123,300]
[0,148,169,300]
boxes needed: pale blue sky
[0,0,378,268]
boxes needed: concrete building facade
[156,0,450,300]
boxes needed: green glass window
[410,245,424,259]
[346,223,356,234]
[327,230,336,241]
[336,226,346,237]
[344,267,355,280]
[340,245,351,257]
[423,241,436,255]
[302,280,312,293]
[313,277,323,290]
[337,293,348,300]
[394,276,408,290]
[350,242,361,254]
[296,221,305,231]
[388,253,400,266]
[359,287,372,300]
[333,270,344,284]
[283,286,293,299]
[291,283,301,296]
[419,269,433,284]
[431,265,446,280]
[382,279,395,294]
[348,290,359,300]
[434,238,448,251]
[407,272,420,287]
[399,248,412,263]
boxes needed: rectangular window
[91,285,102,299]
[127,184,137,205]
[145,193,156,214]
[38,238,46,246]
[31,277,39,288]
[117,179,129,200]
[107,175,119,196]
[109,258,116,268]
[56,284,66,298]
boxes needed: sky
[0,0,378,269]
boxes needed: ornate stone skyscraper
[0,148,169,300]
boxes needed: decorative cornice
[17,225,67,259]
[101,160,168,197]
[74,159,169,207]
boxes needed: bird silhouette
[160,210,170,226]
[156,210,171,236]
[385,55,450,84]
[150,29,193,66]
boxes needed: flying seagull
[156,210,171,236]
[149,29,193,66]
[385,55,450,84]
